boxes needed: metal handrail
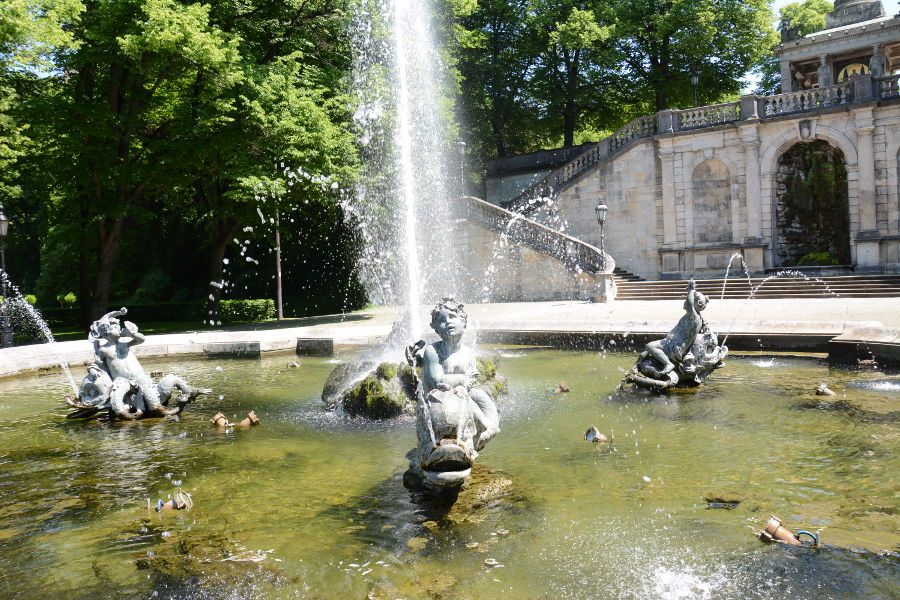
[462,196,614,275]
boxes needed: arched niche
[691,159,732,244]
[774,140,850,266]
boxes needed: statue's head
[89,314,121,342]
[430,298,467,340]
[695,291,709,312]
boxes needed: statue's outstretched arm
[684,279,698,313]
[124,321,145,346]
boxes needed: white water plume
[0,269,78,394]
[347,0,461,342]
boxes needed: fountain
[65,308,210,420]
[0,269,78,394]
[623,279,728,391]
[0,0,897,596]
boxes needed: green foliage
[756,0,832,94]
[218,299,275,323]
[777,141,850,266]
[613,0,776,111]
[131,269,175,304]
[38,302,203,328]
[460,0,776,160]
[797,251,840,266]
[475,356,508,397]
[343,374,405,419]
[4,0,360,323]
[23,294,36,305]
[0,0,83,210]
[56,292,76,308]
[780,0,833,36]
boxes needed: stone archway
[774,140,850,267]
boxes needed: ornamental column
[854,107,880,269]
[658,139,677,245]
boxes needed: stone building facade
[483,1,900,280]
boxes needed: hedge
[37,302,205,330]
[219,299,276,323]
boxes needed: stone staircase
[614,274,900,300]
[460,195,614,275]
[613,266,645,285]
[498,75,900,216]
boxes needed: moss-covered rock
[322,361,416,419]
[343,370,409,418]
[322,356,506,420]
[474,356,508,399]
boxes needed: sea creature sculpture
[66,307,210,419]
[404,299,500,495]
[623,280,727,391]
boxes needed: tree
[458,0,543,158]
[176,0,358,319]
[613,0,775,111]
[0,1,83,295]
[529,1,616,147]
[756,0,833,94]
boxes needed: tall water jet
[347,0,461,343]
[392,0,422,338]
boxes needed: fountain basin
[0,349,896,597]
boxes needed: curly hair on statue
[429,298,467,331]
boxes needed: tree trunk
[563,50,579,147]
[206,219,238,323]
[490,111,507,158]
[655,87,668,111]
[89,217,124,320]
[563,98,576,147]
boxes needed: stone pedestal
[594,273,617,303]
[855,231,882,271]
[742,245,765,274]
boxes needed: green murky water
[0,350,897,599]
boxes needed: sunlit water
[0,351,897,598]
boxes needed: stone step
[613,273,900,300]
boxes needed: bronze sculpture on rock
[66,307,210,419]
[623,280,727,391]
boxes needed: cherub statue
[623,280,727,391]
[405,299,500,494]
[67,307,210,419]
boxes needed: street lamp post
[0,205,11,348]
[594,201,608,272]
[690,71,700,107]
[275,210,283,320]
[457,140,467,195]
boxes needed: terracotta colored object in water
[759,516,800,545]
[236,411,260,428]
[156,489,193,512]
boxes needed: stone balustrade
[876,74,900,99]
[608,115,658,153]
[758,82,853,117]
[676,102,741,130]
